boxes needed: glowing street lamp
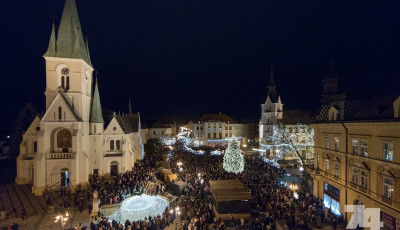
[54,209,69,230]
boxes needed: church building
[15,0,144,196]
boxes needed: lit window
[219,126,222,131]
[351,168,359,185]
[361,141,368,157]
[352,139,359,155]
[383,142,393,161]
[196,133,199,137]
[324,158,329,172]
[208,127,211,131]
[334,137,339,151]
[360,170,368,188]
[334,162,340,178]
[325,137,329,149]
[383,177,394,199]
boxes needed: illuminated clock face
[61,68,69,75]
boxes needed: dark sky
[1,0,400,127]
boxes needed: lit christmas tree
[223,139,244,174]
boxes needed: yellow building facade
[310,94,400,228]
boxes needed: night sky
[1,0,400,128]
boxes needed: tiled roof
[316,94,369,122]
[353,94,400,120]
[197,113,237,123]
[44,0,92,67]
[114,113,141,134]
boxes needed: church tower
[30,0,93,195]
[259,66,283,141]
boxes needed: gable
[24,116,41,135]
[104,117,124,134]
[41,93,81,122]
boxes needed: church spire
[44,23,56,57]
[128,99,133,114]
[90,77,104,123]
[44,0,92,67]
[266,65,278,103]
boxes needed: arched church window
[66,76,70,90]
[57,129,72,152]
[58,106,62,120]
[116,140,121,150]
[61,76,65,89]
[33,141,37,153]
[110,140,115,150]
[60,67,69,90]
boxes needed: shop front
[381,211,400,230]
[323,182,341,216]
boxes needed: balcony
[50,152,72,159]
[382,197,393,205]
[349,183,358,189]
[358,186,367,194]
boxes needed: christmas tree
[223,139,244,174]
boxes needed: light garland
[107,195,168,222]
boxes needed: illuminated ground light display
[108,195,168,221]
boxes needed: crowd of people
[6,141,339,230]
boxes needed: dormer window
[328,106,338,121]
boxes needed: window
[110,140,115,150]
[225,133,228,137]
[229,133,232,137]
[383,178,394,199]
[219,126,222,131]
[196,133,199,137]
[213,133,216,138]
[200,126,203,130]
[116,140,121,150]
[334,162,340,178]
[383,142,393,161]
[196,126,199,130]
[66,76,70,90]
[360,170,368,188]
[161,131,164,135]
[208,127,211,131]
[94,125,96,134]
[325,137,329,149]
[219,133,222,139]
[225,126,228,130]
[334,137,339,151]
[153,131,156,135]
[361,141,368,157]
[33,141,37,153]
[229,126,232,130]
[352,139,359,155]
[61,76,65,88]
[208,133,211,138]
[324,158,329,172]
[213,126,216,131]
[58,106,62,120]
[351,168,359,185]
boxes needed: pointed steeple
[85,34,92,66]
[44,0,92,67]
[266,65,278,103]
[90,77,104,123]
[128,99,133,114]
[44,23,57,57]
